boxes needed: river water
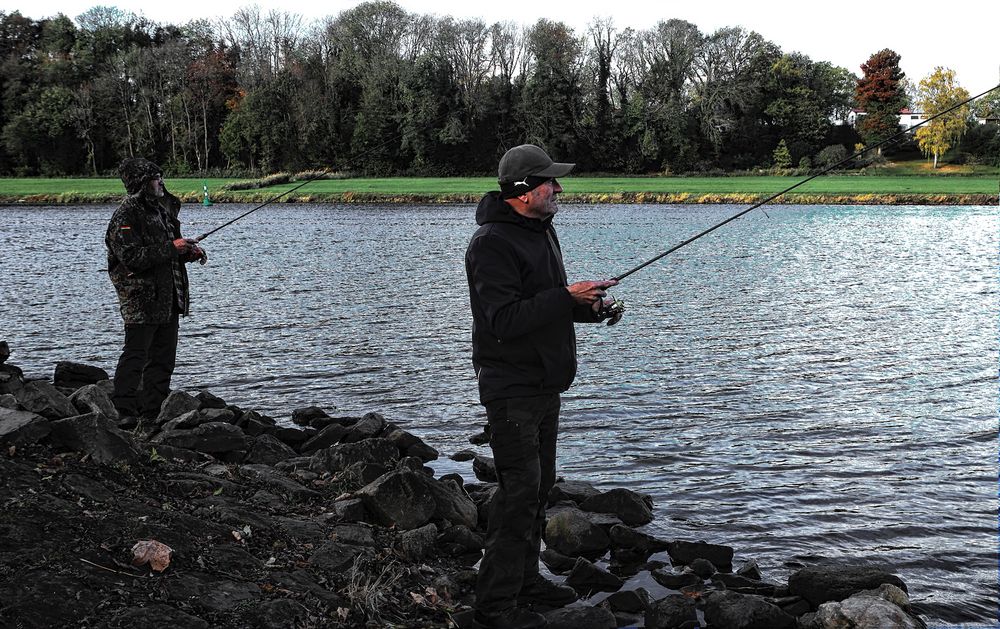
[1,203,996,625]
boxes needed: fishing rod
[610,82,1000,284]
[193,168,332,243]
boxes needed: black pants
[112,314,179,418]
[475,393,560,613]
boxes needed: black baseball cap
[498,144,575,186]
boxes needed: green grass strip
[1,175,997,205]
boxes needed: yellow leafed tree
[915,67,970,168]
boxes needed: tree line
[2,2,997,177]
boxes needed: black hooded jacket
[465,192,599,403]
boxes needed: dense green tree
[0,3,933,177]
[520,19,584,161]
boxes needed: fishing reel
[185,239,208,265]
[596,294,626,326]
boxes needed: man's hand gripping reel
[596,292,625,326]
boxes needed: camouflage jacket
[106,191,191,324]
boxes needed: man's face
[146,175,165,198]
[522,178,562,219]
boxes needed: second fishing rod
[596,82,1000,320]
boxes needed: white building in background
[845,108,993,128]
[846,108,928,128]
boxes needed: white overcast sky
[11,0,1000,95]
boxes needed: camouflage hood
[119,158,162,195]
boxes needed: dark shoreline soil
[0,347,930,628]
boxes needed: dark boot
[472,605,546,629]
[518,576,577,607]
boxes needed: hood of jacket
[119,157,162,195]
[475,191,551,233]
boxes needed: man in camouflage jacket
[106,157,205,419]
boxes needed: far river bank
[0,174,997,205]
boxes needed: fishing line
[611,83,1000,283]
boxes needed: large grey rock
[155,422,249,454]
[156,390,201,425]
[712,571,778,595]
[53,361,109,389]
[69,384,119,421]
[384,424,438,460]
[540,549,578,574]
[300,423,348,453]
[565,556,624,594]
[341,411,386,443]
[548,502,625,531]
[0,394,18,409]
[472,454,497,482]
[245,434,297,465]
[666,540,734,572]
[0,407,51,445]
[808,584,925,629]
[417,472,477,528]
[406,440,438,462]
[544,507,611,558]
[357,469,437,529]
[703,590,796,629]
[334,461,389,491]
[333,498,369,523]
[580,488,653,526]
[397,523,438,561]
[49,412,140,463]
[161,409,234,432]
[272,426,313,448]
[543,606,617,629]
[650,568,702,590]
[603,588,651,614]
[358,468,477,530]
[291,406,330,427]
[384,426,421,450]
[788,565,908,608]
[437,524,484,555]
[0,366,23,395]
[309,438,399,474]
[609,524,669,553]
[548,480,602,506]
[15,380,77,419]
[195,390,227,409]
[645,594,699,629]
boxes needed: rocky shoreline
[0,339,928,628]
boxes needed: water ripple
[0,203,995,624]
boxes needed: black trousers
[112,314,179,418]
[475,393,560,613]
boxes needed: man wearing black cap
[106,158,205,421]
[465,144,622,629]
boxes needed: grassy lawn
[1,174,997,198]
